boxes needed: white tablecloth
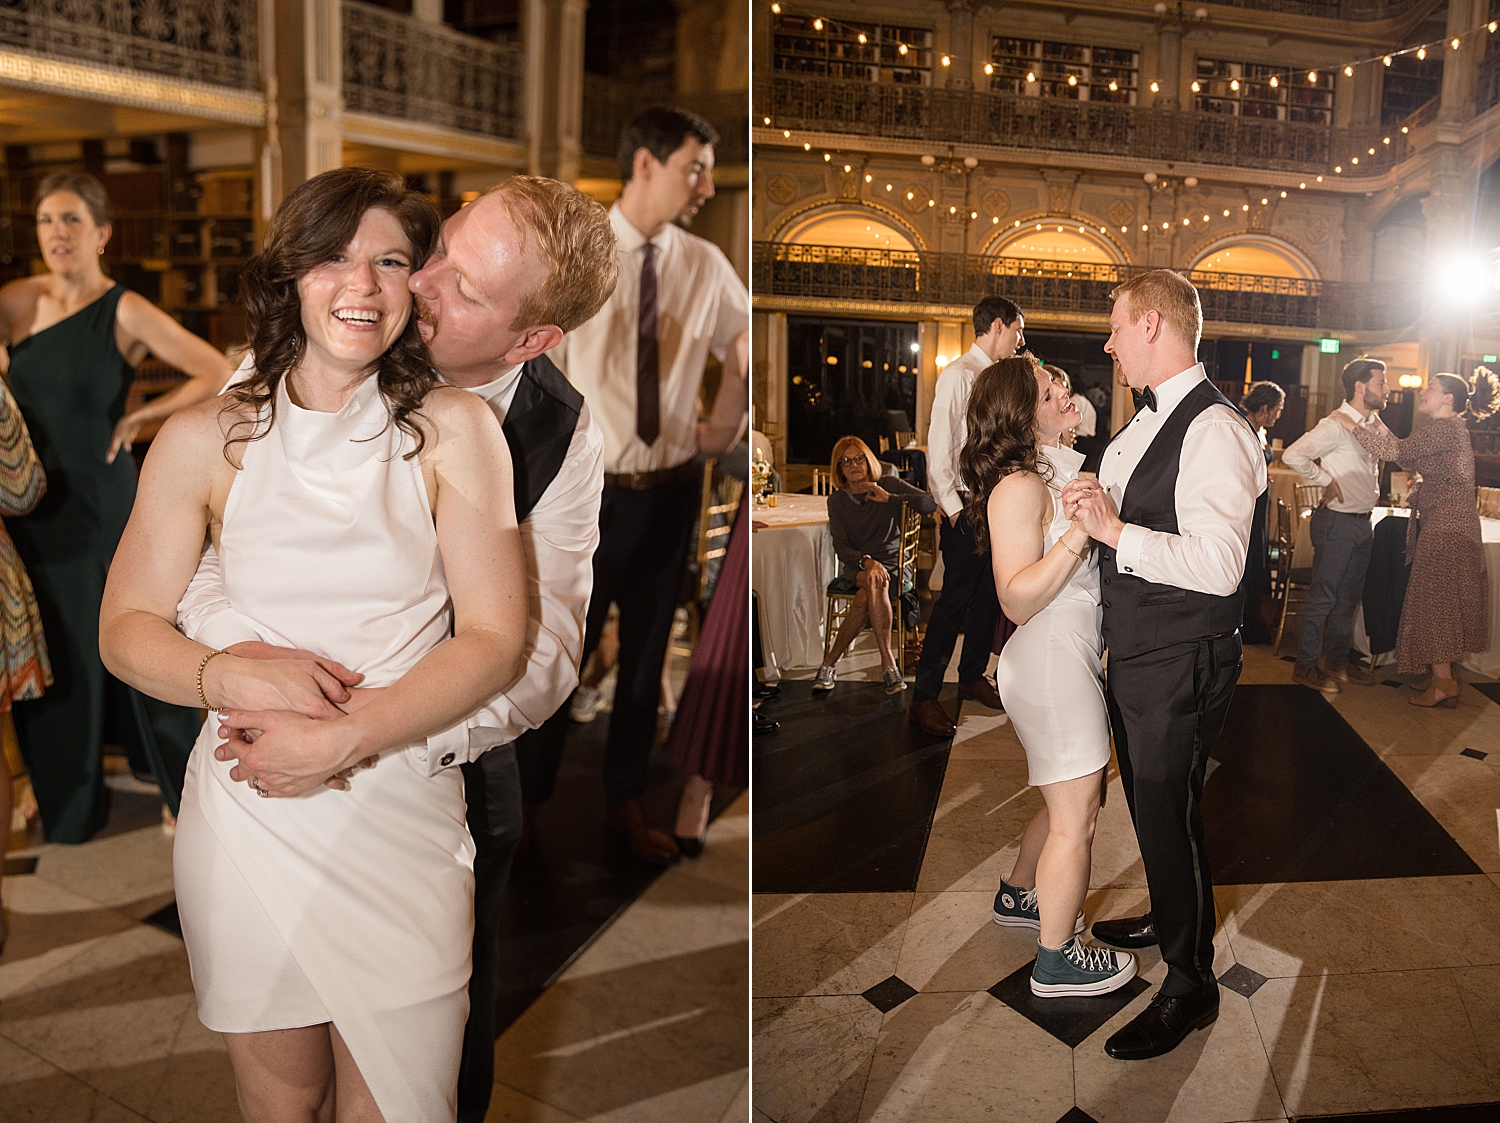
[751,494,836,674]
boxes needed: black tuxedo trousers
[1104,630,1241,997]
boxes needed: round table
[751,494,836,675]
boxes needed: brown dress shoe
[957,679,1004,710]
[1291,664,1339,694]
[908,698,956,737]
[1323,661,1375,686]
[606,799,680,865]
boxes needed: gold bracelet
[1059,538,1086,562]
[196,649,227,711]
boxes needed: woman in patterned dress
[1334,368,1499,706]
[0,378,50,950]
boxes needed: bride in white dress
[959,355,1136,998]
[100,168,527,1121]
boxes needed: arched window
[781,210,919,252]
[993,227,1118,266]
[1191,240,1314,280]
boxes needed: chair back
[811,467,833,496]
[896,501,922,593]
[1479,486,1500,519]
[1270,497,1294,595]
[895,430,917,449]
[696,458,745,601]
[1293,484,1324,520]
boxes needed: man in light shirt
[1280,357,1388,694]
[908,296,1024,738]
[1066,269,1265,1059]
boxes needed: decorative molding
[980,212,1132,264]
[1108,198,1136,228]
[766,174,798,205]
[982,188,1010,219]
[342,111,528,166]
[0,47,264,123]
[900,183,930,213]
[1305,216,1332,244]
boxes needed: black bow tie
[1132,385,1158,413]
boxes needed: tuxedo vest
[1097,379,1253,659]
[504,353,584,521]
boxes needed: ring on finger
[250,776,270,798]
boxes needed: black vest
[502,353,584,521]
[1097,379,1255,659]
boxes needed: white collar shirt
[550,204,749,475]
[927,342,993,518]
[175,353,604,772]
[1279,399,1381,515]
[1098,363,1267,597]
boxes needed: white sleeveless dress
[993,444,1112,787]
[173,376,474,1121]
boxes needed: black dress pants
[456,743,524,1123]
[517,477,700,806]
[1105,631,1242,997]
[912,512,1000,701]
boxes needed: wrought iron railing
[0,0,258,88]
[343,1,521,139]
[583,76,748,165]
[754,242,1408,331]
[760,75,1412,177]
[1209,0,1427,17]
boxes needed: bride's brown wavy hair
[225,167,441,461]
[960,353,1052,553]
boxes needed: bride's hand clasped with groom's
[1059,476,1123,545]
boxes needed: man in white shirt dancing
[1280,357,1388,694]
[908,295,1024,737]
[1066,269,1266,1059]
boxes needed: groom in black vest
[1063,270,1266,1060]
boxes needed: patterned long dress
[1353,415,1487,673]
[0,381,48,708]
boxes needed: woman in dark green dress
[0,172,233,842]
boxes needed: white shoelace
[1020,887,1039,913]
[1065,939,1117,973]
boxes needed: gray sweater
[827,470,937,578]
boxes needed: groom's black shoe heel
[1091,911,1157,949]
[1104,986,1219,1060]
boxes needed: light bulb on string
[1452,37,1460,49]
[1384,55,1392,66]
[899,43,908,55]
[812,17,821,30]
[984,63,993,75]
[1308,70,1318,82]
[941,55,950,67]
[1150,80,1160,92]
[1269,75,1279,87]
[1418,46,1426,59]
[1230,78,1240,91]
[1344,65,1353,76]
[1068,75,1078,86]
[1026,71,1036,82]
[857,33,866,43]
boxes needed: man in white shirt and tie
[1280,357,1388,694]
[1066,270,1266,1060]
[908,295,1024,737]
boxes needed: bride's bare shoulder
[150,393,253,464]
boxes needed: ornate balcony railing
[343,1,521,139]
[583,76,748,166]
[0,0,258,89]
[1208,0,1427,18]
[754,242,1407,331]
[760,76,1411,178]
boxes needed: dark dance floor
[754,683,1477,893]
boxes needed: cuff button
[439,752,455,766]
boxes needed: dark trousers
[455,744,523,1123]
[913,512,1000,701]
[1296,507,1374,671]
[1105,631,1242,997]
[516,478,700,805]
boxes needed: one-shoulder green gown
[7,284,200,843]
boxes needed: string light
[984,63,993,75]
[812,17,821,29]
[1230,78,1240,91]
[1308,70,1318,82]
[941,55,950,66]
[1344,65,1353,76]
[899,42,908,55]
[1067,75,1078,86]
[1451,37,1461,49]
[1417,46,1426,59]
[1269,76,1279,88]
[1384,55,1392,66]
[1150,81,1160,92]
[1191,80,1201,92]
[1026,71,1037,83]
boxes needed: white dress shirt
[1099,364,1267,597]
[928,342,993,518]
[175,360,605,776]
[550,204,749,475]
[1280,400,1380,515]
[1070,392,1098,438]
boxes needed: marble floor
[752,644,1500,1123]
[0,785,747,1123]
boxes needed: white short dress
[173,376,474,1121]
[993,444,1112,787]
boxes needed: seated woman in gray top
[813,435,936,696]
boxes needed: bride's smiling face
[297,207,415,378]
[1033,364,1078,444]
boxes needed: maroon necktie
[636,242,660,446]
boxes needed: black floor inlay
[753,681,952,893]
[987,959,1149,1049]
[1383,679,1405,688]
[862,975,917,1013]
[1461,748,1489,761]
[143,901,182,939]
[1295,1104,1500,1122]
[1218,962,1268,998]
[1470,682,1500,707]
[2,855,36,876]
[1055,1110,1102,1123]
[1203,686,1481,884]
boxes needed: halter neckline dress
[173,374,475,1121]
[993,443,1112,787]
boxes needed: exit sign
[1485,355,1497,363]
[1319,338,1341,354]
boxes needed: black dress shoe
[1092,911,1157,949]
[675,835,705,858]
[1104,986,1219,1060]
[753,679,781,700]
[754,710,780,735]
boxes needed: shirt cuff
[937,493,963,518]
[1115,523,1149,576]
[420,721,471,776]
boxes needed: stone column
[525,0,586,181]
[946,1,975,91]
[271,0,343,204]
[1440,0,1485,123]
[1154,24,1181,111]
[760,312,788,464]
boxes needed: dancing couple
[963,270,1264,1058]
